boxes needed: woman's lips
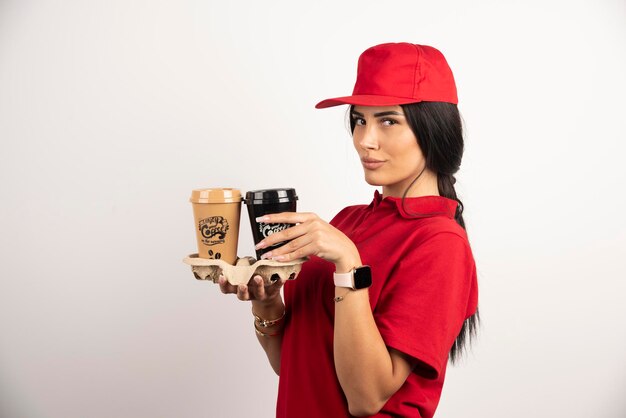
[361,158,385,170]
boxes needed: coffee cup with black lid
[244,188,298,259]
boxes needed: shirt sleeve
[373,231,477,380]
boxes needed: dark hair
[349,102,479,364]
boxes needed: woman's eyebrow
[373,111,404,117]
[350,110,404,118]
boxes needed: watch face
[353,266,372,289]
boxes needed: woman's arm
[255,213,417,415]
[332,260,417,416]
[251,296,285,375]
[218,275,287,375]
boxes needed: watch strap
[333,270,355,289]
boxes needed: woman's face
[351,105,430,197]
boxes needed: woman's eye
[353,117,366,126]
[381,118,398,126]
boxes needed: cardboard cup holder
[182,254,306,286]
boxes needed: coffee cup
[190,188,242,264]
[244,188,298,259]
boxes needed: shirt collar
[371,189,458,220]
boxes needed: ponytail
[401,102,479,365]
[437,173,465,230]
[437,172,479,364]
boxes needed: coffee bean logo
[207,249,221,260]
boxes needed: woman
[219,42,479,418]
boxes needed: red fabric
[276,191,478,418]
[315,43,458,109]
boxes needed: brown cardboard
[182,254,306,286]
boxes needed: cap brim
[315,95,421,109]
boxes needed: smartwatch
[333,265,372,290]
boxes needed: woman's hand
[254,212,361,273]
[218,274,287,304]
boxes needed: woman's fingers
[256,211,315,225]
[237,284,250,301]
[268,241,318,262]
[218,275,238,294]
[256,221,308,251]
[250,275,287,299]
[256,213,325,252]
[262,277,287,300]
[218,274,286,302]
[261,233,314,260]
[251,275,266,299]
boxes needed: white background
[1,1,625,417]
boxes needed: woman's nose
[357,126,379,150]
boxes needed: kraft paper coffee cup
[190,188,242,264]
[245,188,298,259]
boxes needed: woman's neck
[383,169,440,198]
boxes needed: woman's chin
[363,173,386,187]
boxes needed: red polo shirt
[276,191,478,418]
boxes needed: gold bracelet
[334,289,353,303]
[254,321,283,337]
[252,307,286,328]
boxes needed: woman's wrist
[253,320,283,337]
[251,300,286,338]
[334,255,363,274]
[251,296,284,321]
[252,306,285,327]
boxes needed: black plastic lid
[245,188,298,204]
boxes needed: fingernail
[255,241,267,250]
[218,276,225,285]
[272,255,286,261]
[254,276,262,284]
[256,216,270,222]
[261,251,272,260]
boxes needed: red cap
[315,43,458,109]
